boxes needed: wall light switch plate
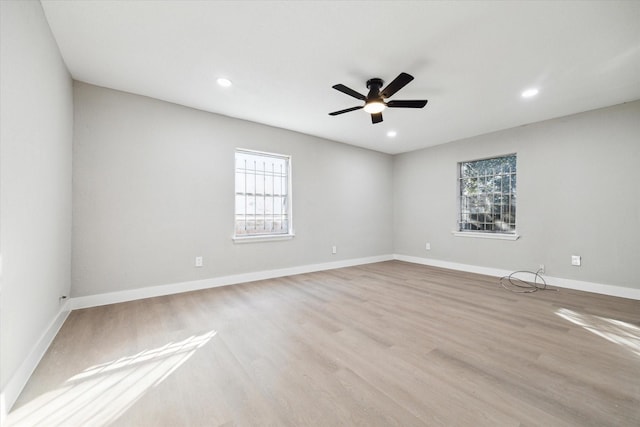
[571,255,581,266]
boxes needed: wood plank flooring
[7,261,640,426]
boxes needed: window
[234,149,292,239]
[458,154,517,236]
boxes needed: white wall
[0,0,73,415]
[72,82,393,297]
[393,101,640,291]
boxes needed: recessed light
[387,130,397,138]
[217,78,232,88]
[521,88,539,98]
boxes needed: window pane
[459,154,516,234]
[235,149,291,236]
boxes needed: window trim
[232,148,294,242]
[456,153,518,237]
[452,231,520,240]
[232,233,295,243]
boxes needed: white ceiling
[41,1,640,154]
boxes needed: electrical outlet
[332,246,337,254]
[539,264,545,274]
[571,255,581,266]
[425,242,431,250]
[195,256,203,267]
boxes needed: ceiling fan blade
[381,72,414,98]
[387,99,428,108]
[329,106,363,116]
[332,84,366,100]
[371,112,383,124]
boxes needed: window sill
[232,233,295,243]
[452,231,520,241]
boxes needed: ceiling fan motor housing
[366,78,384,99]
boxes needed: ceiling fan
[329,72,428,124]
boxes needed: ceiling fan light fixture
[329,72,428,124]
[364,100,385,114]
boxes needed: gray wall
[0,0,73,393]
[72,82,393,297]
[73,82,640,296]
[393,100,640,289]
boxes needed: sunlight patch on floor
[7,330,217,427]
[556,308,640,357]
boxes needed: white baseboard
[1,301,71,423]
[65,252,640,309]
[69,254,394,310]
[393,254,640,300]
[394,254,514,278]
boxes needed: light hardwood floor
[7,261,640,426]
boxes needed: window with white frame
[458,154,517,235]
[234,149,292,238]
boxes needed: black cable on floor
[499,269,557,293]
